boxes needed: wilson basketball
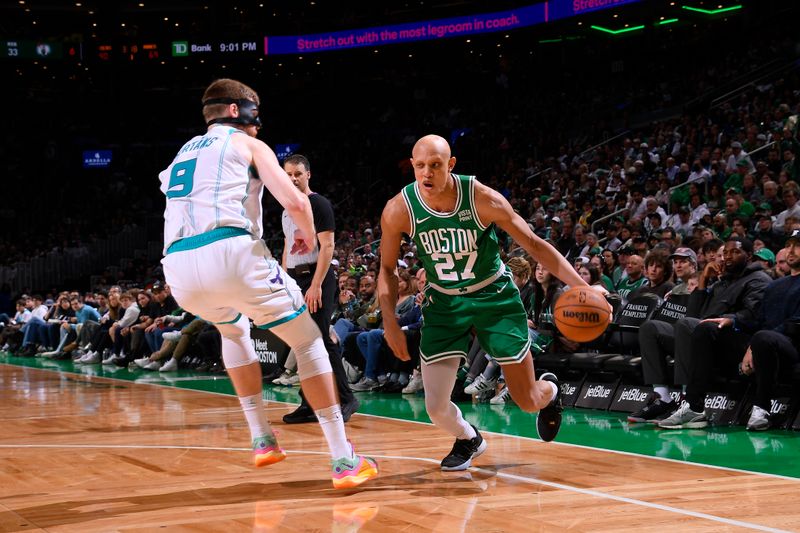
[553,287,612,343]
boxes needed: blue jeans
[22,317,47,347]
[145,327,178,353]
[333,318,357,353]
[46,322,62,347]
[356,329,385,380]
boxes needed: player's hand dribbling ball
[553,287,612,343]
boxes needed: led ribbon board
[263,0,642,55]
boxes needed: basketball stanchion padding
[553,287,612,343]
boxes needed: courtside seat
[607,294,689,381]
[603,354,643,379]
[568,352,620,371]
[536,352,570,373]
[606,293,624,320]
[605,293,662,353]
[536,295,624,374]
[650,293,690,324]
[532,323,571,372]
[560,295,660,380]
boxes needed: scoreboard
[92,39,262,61]
[0,38,261,62]
[2,40,65,60]
[95,42,161,62]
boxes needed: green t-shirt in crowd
[616,275,647,300]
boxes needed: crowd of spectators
[3,4,800,432]
[1,284,224,374]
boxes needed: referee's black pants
[294,267,355,407]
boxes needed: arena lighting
[681,4,742,15]
[538,38,563,43]
[658,18,680,25]
[590,24,645,35]
[263,0,643,55]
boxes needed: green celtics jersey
[615,275,647,300]
[402,174,503,294]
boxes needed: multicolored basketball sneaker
[252,434,286,468]
[331,453,379,489]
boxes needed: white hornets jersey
[159,125,264,253]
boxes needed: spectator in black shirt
[556,217,575,257]
[740,230,800,430]
[753,213,781,251]
[144,282,179,355]
[629,250,674,300]
[130,291,156,357]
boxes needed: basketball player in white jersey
[159,79,377,489]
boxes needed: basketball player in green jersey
[379,134,591,471]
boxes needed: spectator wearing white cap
[642,197,668,234]
[546,216,561,241]
[726,141,755,174]
[403,252,417,269]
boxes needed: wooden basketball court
[2,363,799,532]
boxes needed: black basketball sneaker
[536,372,563,442]
[441,424,487,471]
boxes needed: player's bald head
[412,134,452,160]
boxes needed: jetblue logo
[619,388,648,402]
[584,385,611,399]
[704,394,736,411]
[769,399,789,415]
[560,383,577,395]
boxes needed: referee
[281,154,359,423]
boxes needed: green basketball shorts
[419,273,531,366]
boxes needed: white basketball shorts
[162,234,306,328]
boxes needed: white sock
[543,380,558,404]
[653,386,671,403]
[315,404,352,459]
[239,394,273,441]
[457,423,477,441]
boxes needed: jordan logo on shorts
[270,270,283,285]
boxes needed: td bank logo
[172,41,188,57]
